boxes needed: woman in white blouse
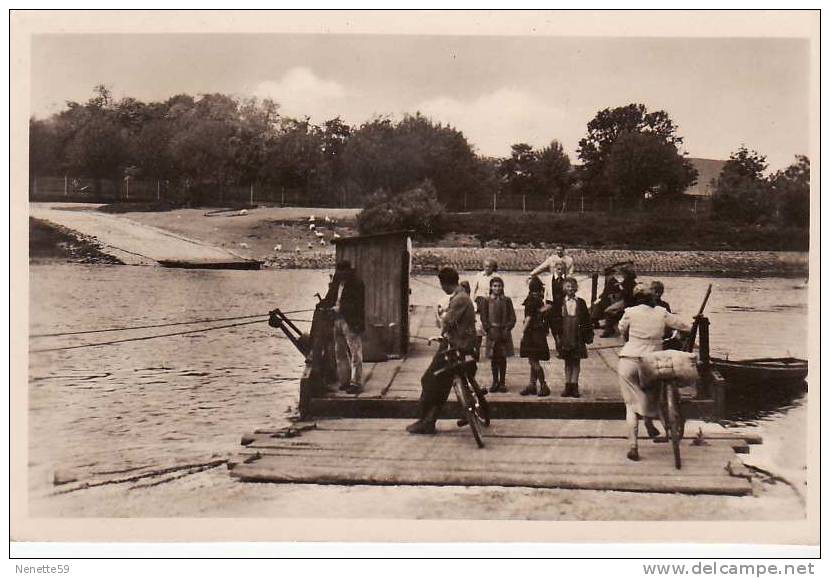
[618,284,691,461]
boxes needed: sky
[30,34,810,171]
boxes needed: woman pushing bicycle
[618,283,691,462]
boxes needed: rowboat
[711,357,808,389]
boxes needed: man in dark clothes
[407,267,477,435]
[319,260,365,394]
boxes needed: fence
[454,190,712,214]
[30,176,713,215]
[29,176,350,208]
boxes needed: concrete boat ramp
[30,203,260,269]
[235,306,758,496]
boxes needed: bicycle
[429,337,491,448]
[656,378,685,470]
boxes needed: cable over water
[30,308,315,338]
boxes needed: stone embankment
[267,247,808,276]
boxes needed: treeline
[30,86,808,229]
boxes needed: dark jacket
[320,274,366,334]
[550,296,594,345]
[442,287,477,351]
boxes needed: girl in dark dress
[481,276,515,392]
[519,276,551,397]
[551,277,594,398]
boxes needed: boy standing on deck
[319,260,365,395]
[407,267,477,435]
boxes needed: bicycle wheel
[470,380,491,427]
[665,382,684,470]
[454,378,485,448]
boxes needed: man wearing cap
[319,260,365,394]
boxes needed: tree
[535,140,573,209]
[603,131,697,204]
[770,155,810,226]
[499,143,537,201]
[356,180,446,238]
[341,113,481,209]
[577,103,695,201]
[712,146,772,223]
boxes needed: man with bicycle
[407,267,477,435]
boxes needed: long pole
[157,180,160,201]
[64,175,68,197]
[250,183,254,207]
[493,191,496,212]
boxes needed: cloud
[253,67,349,121]
[416,88,572,157]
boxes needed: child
[480,276,515,393]
[471,259,498,359]
[519,276,552,397]
[549,261,567,310]
[550,277,594,398]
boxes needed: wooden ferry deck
[307,304,715,420]
[233,303,752,496]
[231,419,757,495]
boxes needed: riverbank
[30,204,809,276]
[29,217,123,265]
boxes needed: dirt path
[29,203,257,266]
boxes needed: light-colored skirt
[617,356,659,417]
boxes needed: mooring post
[591,272,598,304]
[697,315,711,400]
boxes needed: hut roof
[331,230,411,245]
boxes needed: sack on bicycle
[640,350,699,389]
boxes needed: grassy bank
[441,211,809,251]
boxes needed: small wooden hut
[332,231,411,361]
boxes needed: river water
[28,264,809,496]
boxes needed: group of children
[443,258,594,398]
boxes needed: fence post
[157,180,160,201]
[281,186,285,207]
[492,191,496,212]
[64,175,68,197]
[250,183,254,207]
[125,177,129,200]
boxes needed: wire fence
[29,176,348,208]
[30,175,713,214]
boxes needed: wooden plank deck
[308,305,715,419]
[230,419,755,495]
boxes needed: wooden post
[697,316,711,400]
[250,183,254,207]
[591,272,599,304]
[522,194,526,213]
[125,177,129,200]
[492,191,497,212]
[64,175,68,197]
[281,186,285,207]
[581,193,584,213]
[157,180,160,201]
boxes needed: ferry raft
[231,232,764,497]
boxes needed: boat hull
[711,357,807,389]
